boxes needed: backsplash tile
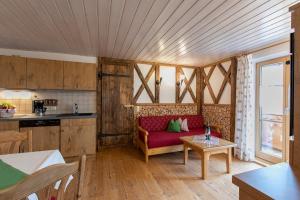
[0,90,96,114]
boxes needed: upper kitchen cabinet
[0,55,26,89]
[63,61,96,90]
[27,58,64,89]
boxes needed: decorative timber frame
[133,62,199,106]
[199,57,237,141]
[200,57,236,105]
[176,66,197,103]
[133,63,156,103]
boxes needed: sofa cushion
[139,115,204,132]
[146,128,222,149]
[181,118,189,132]
[167,120,181,132]
[186,115,204,129]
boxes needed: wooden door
[27,58,63,89]
[99,60,134,146]
[20,126,60,151]
[63,61,96,90]
[0,56,26,89]
[60,118,96,157]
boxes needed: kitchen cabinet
[27,58,64,89]
[0,121,19,131]
[20,126,60,151]
[0,121,19,154]
[63,61,96,90]
[0,55,26,89]
[60,118,96,157]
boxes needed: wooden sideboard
[233,163,300,200]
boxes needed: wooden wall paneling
[230,58,237,142]
[97,58,102,149]
[155,64,160,103]
[196,68,202,114]
[133,64,155,103]
[178,68,196,103]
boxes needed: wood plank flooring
[81,146,261,200]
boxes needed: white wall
[252,41,290,64]
[160,66,176,103]
[0,48,97,63]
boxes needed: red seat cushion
[139,115,204,132]
[146,128,222,149]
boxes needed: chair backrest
[0,155,86,200]
[0,130,32,155]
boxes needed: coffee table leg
[226,148,232,173]
[201,152,209,180]
[184,143,188,164]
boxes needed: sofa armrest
[138,126,149,145]
[138,126,149,136]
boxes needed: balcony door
[256,57,290,163]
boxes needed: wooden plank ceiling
[0,0,297,66]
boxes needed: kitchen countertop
[0,113,97,121]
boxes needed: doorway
[256,56,290,163]
[97,59,134,147]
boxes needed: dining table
[0,150,72,200]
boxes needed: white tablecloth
[0,150,72,200]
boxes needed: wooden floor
[82,146,261,200]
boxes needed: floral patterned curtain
[234,55,255,161]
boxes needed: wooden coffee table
[180,135,237,179]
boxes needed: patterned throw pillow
[167,120,181,132]
[181,118,189,132]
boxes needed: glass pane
[260,86,283,115]
[260,119,283,158]
[258,61,284,160]
[261,63,283,86]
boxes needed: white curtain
[234,55,256,161]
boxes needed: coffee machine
[32,100,47,116]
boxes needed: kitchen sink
[56,113,94,117]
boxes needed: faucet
[73,103,79,114]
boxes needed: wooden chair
[0,130,33,155]
[0,155,86,200]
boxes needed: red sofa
[137,115,222,162]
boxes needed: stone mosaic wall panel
[202,104,231,140]
[134,104,197,118]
